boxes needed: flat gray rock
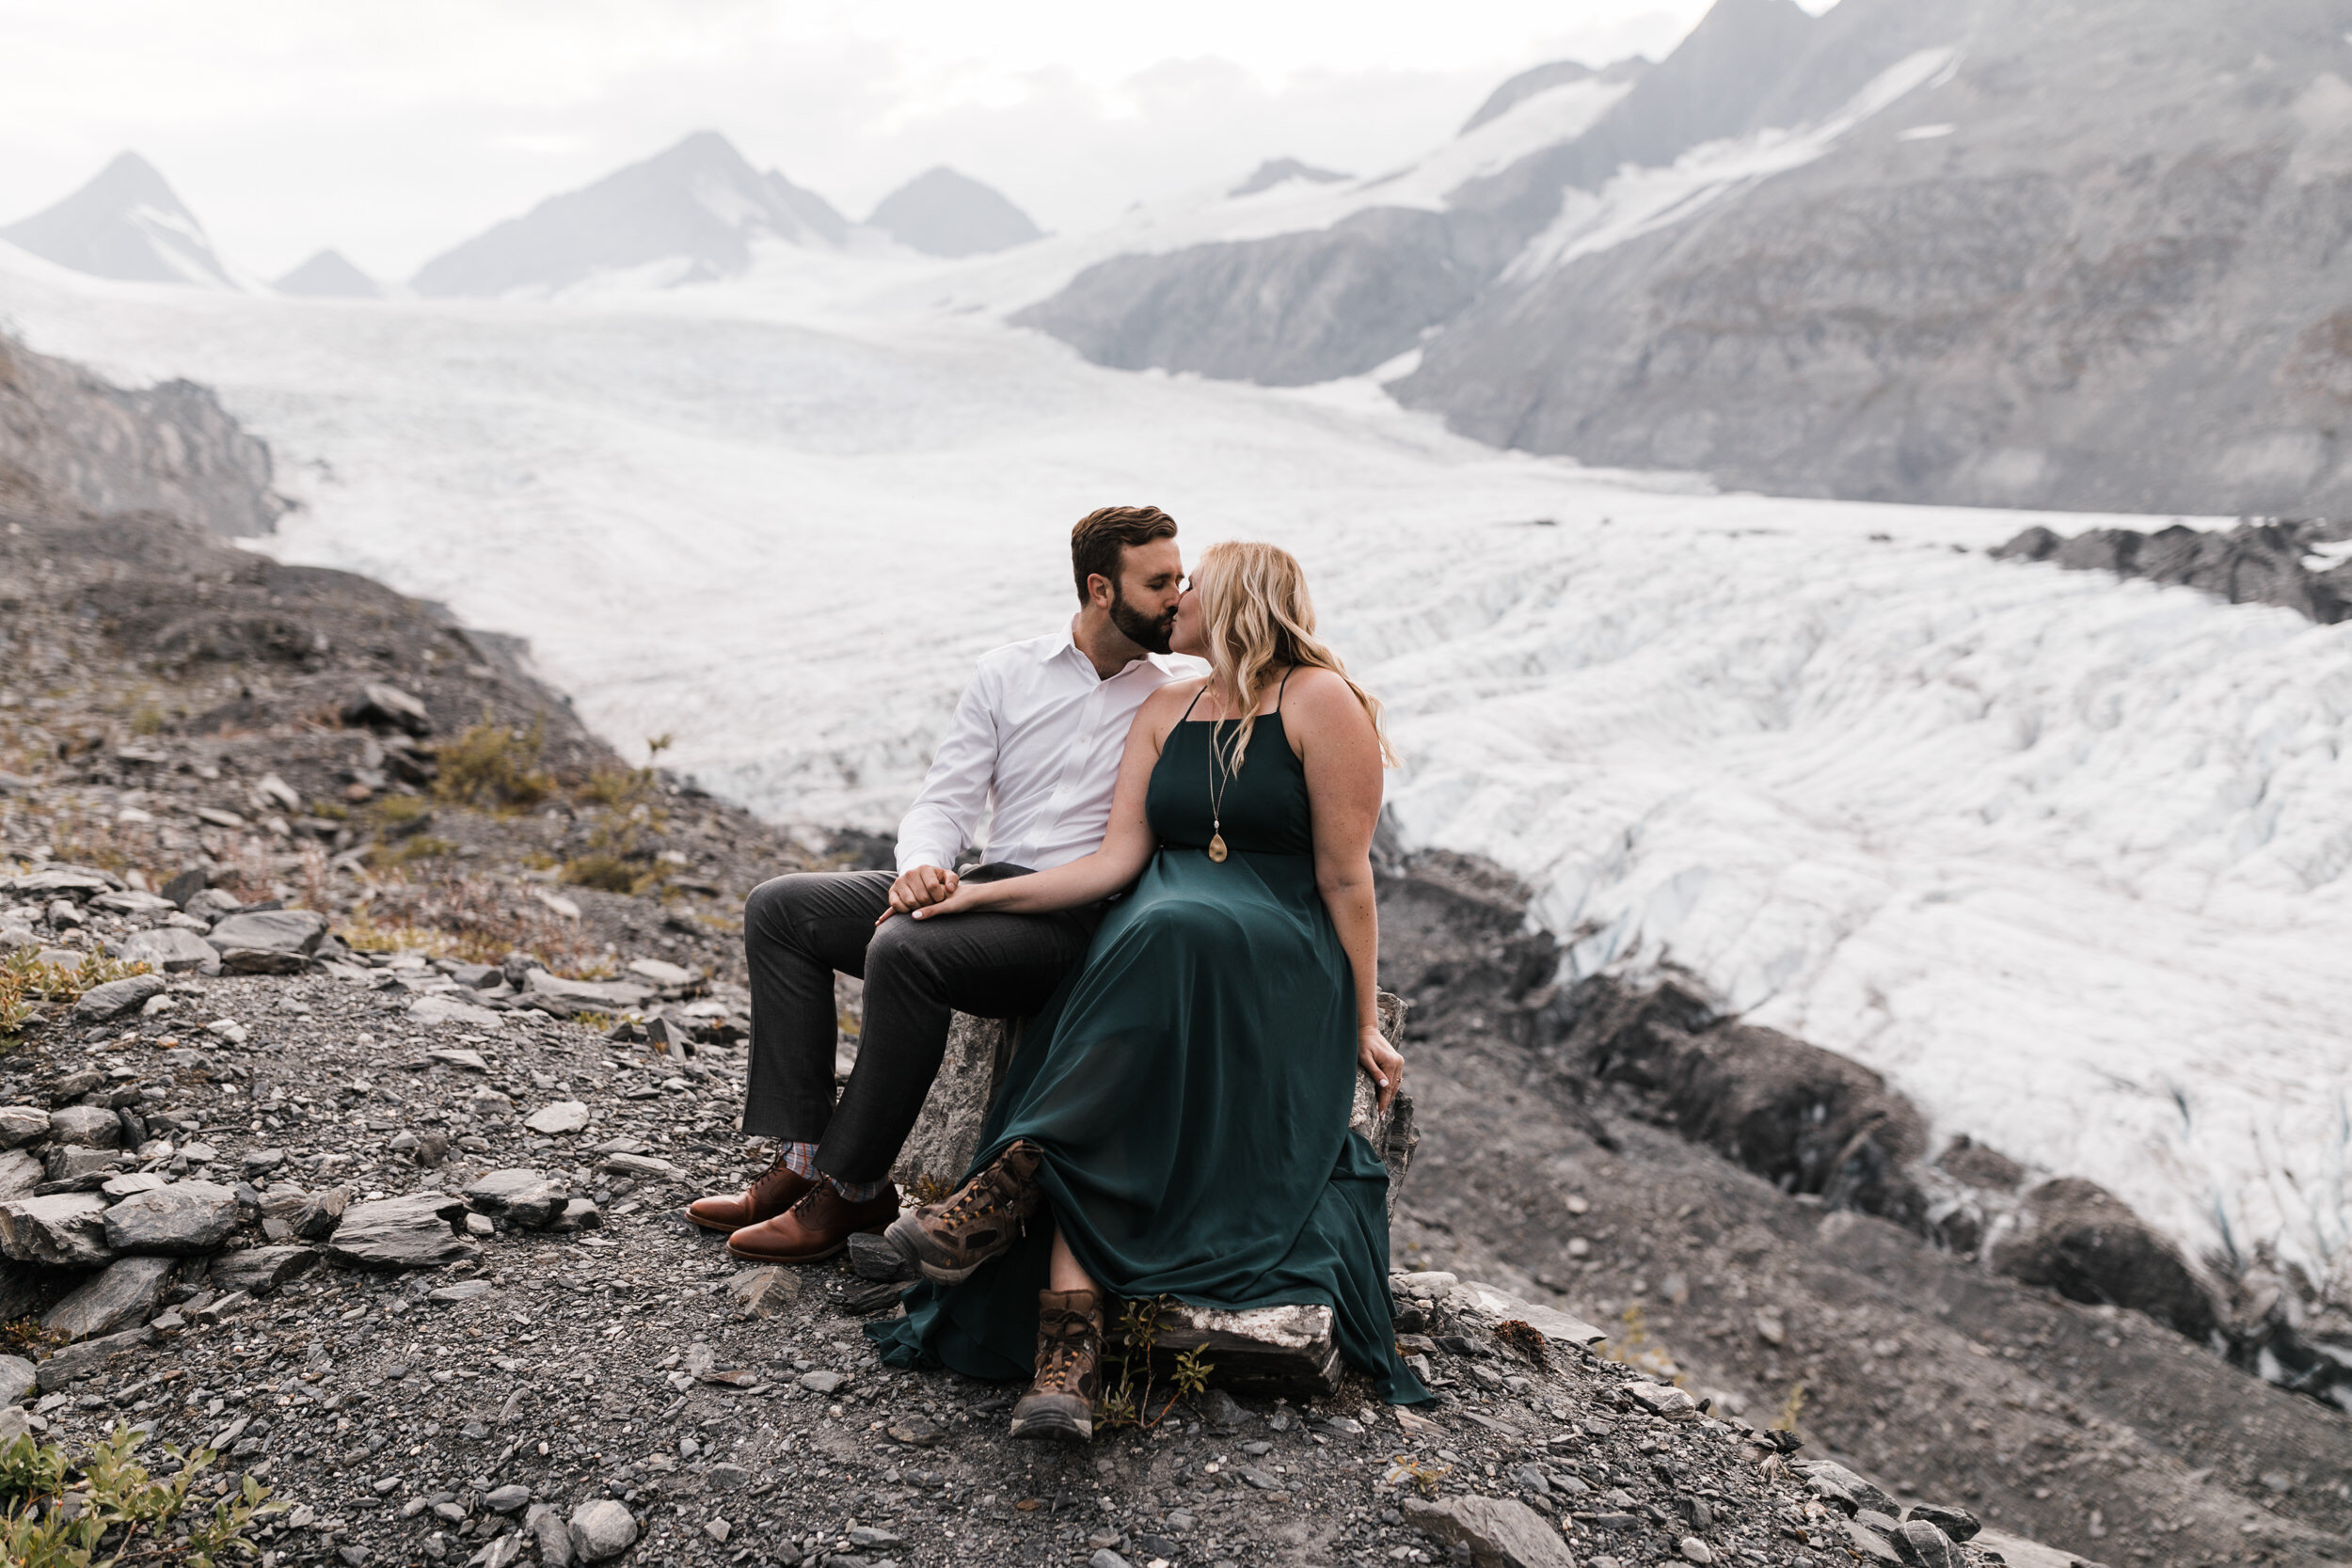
[522,1100,590,1134]
[0,1354,32,1405]
[410,994,504,1028]
[67,974,166,1023]
[0,1191,113,1265]
[43,1255,174,1339]
[464,1168,565,1227]
[205,908,326,956]
[208,1244,320,1293]
[324,1191,478,1271]
[1402,1495,1577,1568]
[33,1325,152,1393]
[103,1180,240,1255]
[120,927,219,973]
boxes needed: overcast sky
[0,0,1774,282]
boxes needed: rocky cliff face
[1022,0,2352,517]
[0,330,287,537]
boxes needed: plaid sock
[778,1141,888,1203]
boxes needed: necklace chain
[1204,697,1238,863]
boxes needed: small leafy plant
[0,1424,279,1567]
[1096,1295,1216,1433]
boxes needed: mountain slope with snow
[3,249,2345,1306]
[0,152,239,289]
[410,132,850,297]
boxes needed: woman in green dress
[870,540,1428,1435]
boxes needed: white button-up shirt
[896,621,1200,875]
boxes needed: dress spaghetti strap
[1175,684,1208,723]
[1275,666,1293,713]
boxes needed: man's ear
[1086,571,1117,610]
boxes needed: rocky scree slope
[1375,848,2352,1566]
[0,340,2013,1568]
[0,477,2010,1568]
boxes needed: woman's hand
[884,879,998,925]
[1358,1023,1404,1116]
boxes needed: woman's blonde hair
[1190,540,1394,772]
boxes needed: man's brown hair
[1071,505,1178,605]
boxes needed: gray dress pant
[739,866,1100,1185]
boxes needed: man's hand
[879,863,961,923]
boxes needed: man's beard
[1110,585,1176,656]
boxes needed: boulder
[46,1105,122,1148]
[33,1326,151,1393]
[568,1499,639,1562]
[0,1192,113,1266]
[1990,1177,2218,1339]
[293,1187,346,1241]
[1402,1495,1576,1568]
[343,682,432,736]
[103,1180,241,1255]
[43,1256,174,1339]
[208,1244,320,1293]
[0,1108,47,1149]
[67,974,167,1023]
[0,1150,41,1201]
[464,1169,565,1227]
[205,909,327,974]
[324,1191,477,1270]
[120,927,220,974]
[0,1354,33,1405]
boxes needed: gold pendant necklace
[1206,712,1234,863]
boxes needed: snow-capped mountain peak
[0,151,239,290]
[410,130,850,298]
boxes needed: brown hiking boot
[1009,1288,1100,1443]
[883,1139,1045,1284]
[725,1181,899,1264]
[685,1150,814,1234]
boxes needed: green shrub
[0,1425,278,1567]
[562,854,653,895]
[433,718,553,812]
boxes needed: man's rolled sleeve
[895,666,998,874]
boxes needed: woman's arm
[898,679,1200,922]
[1291,670,1403,1112]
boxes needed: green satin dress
[869,691,1429,1405]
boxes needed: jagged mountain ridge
[0,152,238,290]
[1017,0,2352,517]
[409,131,850,298]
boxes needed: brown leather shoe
[685,1151,814,1234]
[884,1138,1044,1284]
[725,1181,900,1263]
[1009,1288,1100,1442]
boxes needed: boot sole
[1008,1410,1092,1443]
[684,1210,744,1235]
[883,1212,1001,1285]
[724,1222,890,1265]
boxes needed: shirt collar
[1041,617,1160,680]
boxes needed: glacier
[1,236,2346,1300]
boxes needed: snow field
[3,243,2348,1294]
